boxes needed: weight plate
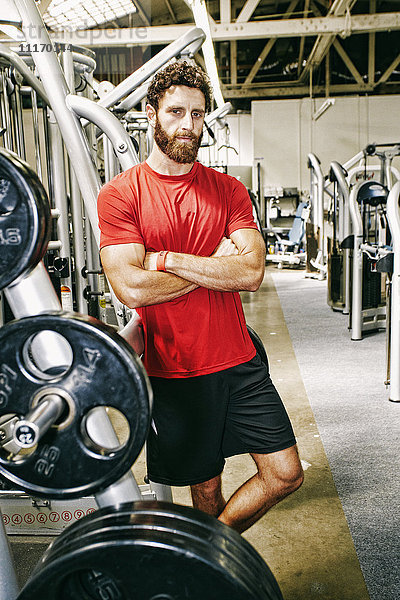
[247,325,269,368]
[40,502,282,600]
[46,521,275,599]
[40,502,263,567]
[0,312,151,498]
[0,148,51,290]
[19,501,283,600]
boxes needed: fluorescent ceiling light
[313,98,335,121]
[43,0,136,31]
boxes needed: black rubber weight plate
[20,501,283,600]
[0,312,151,498]
[0,148,51,290]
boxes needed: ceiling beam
[368,0,376,85]
[39,13,400,47]
[236,0,261,23]
[164,0,178,23]
[37,0,53,15]
[245,38,276,85]
[376,53,400,85]
[332,38,364,85]
[220,0,231,24]
[230,39,237,85]
[299,0,357,82]
[222,82,400,98]
[132,0,151,27]
[298,0,311,76]
[244,0,299,86]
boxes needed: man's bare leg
[190,446,303,532]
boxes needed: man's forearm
[110,266,198,309]
[163,251,264,292]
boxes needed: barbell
[0,311,151,498]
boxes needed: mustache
[173,131,198,141]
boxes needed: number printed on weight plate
[0,364,17,408]
[34,445,61,479]
[0,228,22,245]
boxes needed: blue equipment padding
[266,201,309,267]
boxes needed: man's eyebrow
[165,105,205,113]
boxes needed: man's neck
[146,145,195,176]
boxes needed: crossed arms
[100,228,266,309]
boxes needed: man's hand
[212,237,239,257]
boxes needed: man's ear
[146,103,156,128]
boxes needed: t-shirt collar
[143,160,199,182]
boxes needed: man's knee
[191,474,222,498]
[191,475,225,516]
[254,448,304,497]
[265,462,303,499]
[285,464,304,493]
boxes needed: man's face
[151,85,206,164]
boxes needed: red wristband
[156,250,169,272]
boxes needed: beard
[154,118,203,164]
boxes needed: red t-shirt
[98,161,258,378]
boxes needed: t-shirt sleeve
[97,181,144,249]
[226,178,259,236]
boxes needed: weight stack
[362,256,383,309]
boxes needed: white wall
[252,94,400,195]
[198,112,252,172]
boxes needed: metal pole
[0,69,13,150]
[307,153,324,256]
[0,508,19,600]
[330,161,351,314]
[62,49,88,314]
[103,134,119,182]
[47,110,74,308]
[348,182,364,340]
[95,27,206,111]
[10,81,26,160]
[386,181,400,401]
[30,89,43,181]
[14,0,102,246]
[65,94,140,170]
[70,175,88,314]
[343,150,365,172]
[0,44,49,106]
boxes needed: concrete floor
[6,268,370,598]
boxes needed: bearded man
[97,61,303,533]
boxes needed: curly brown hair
[147,61,213,113]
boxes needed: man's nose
[180,112,194,130]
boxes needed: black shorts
[146,353,296,486]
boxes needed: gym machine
[386,181,400,402]
[348,179,389,340]
[306,153,332,278]
[0,149,284,599]
[327,161,352,313]
[326,144,400,339]
[0,15,207,321]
